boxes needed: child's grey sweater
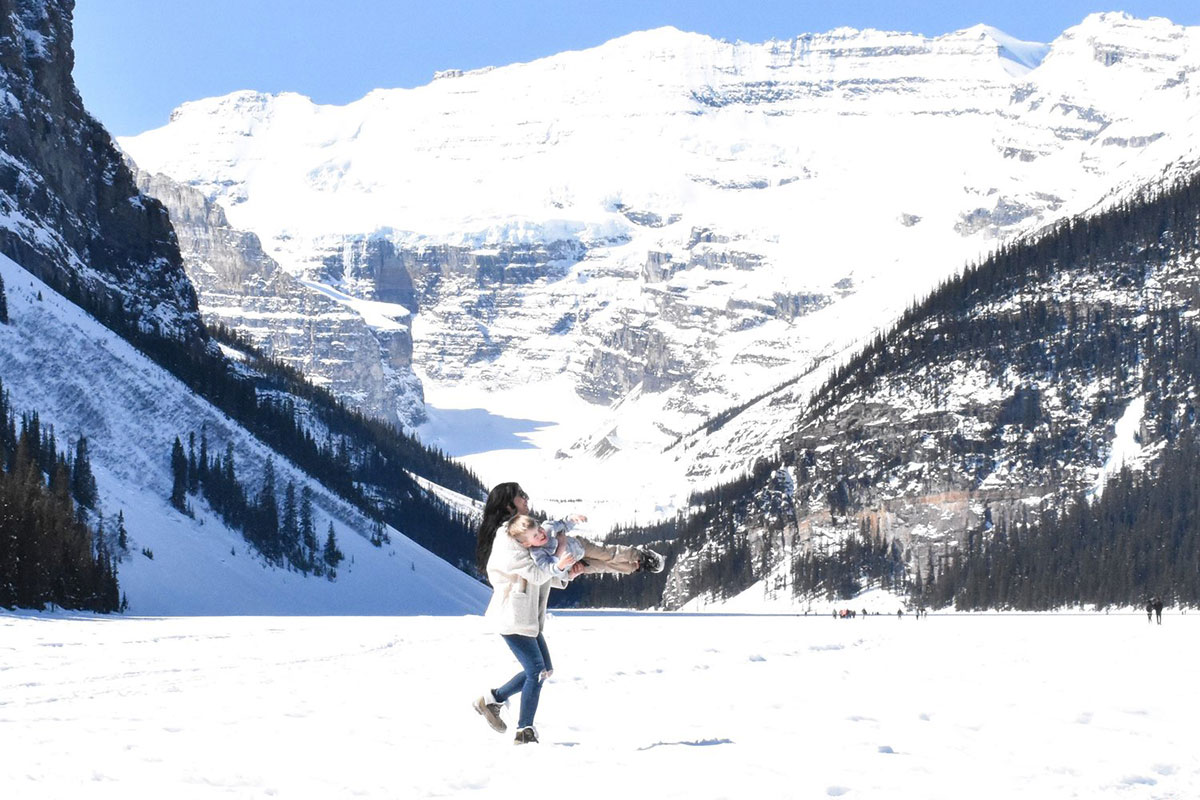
[528,519,585,574]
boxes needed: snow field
[2,612,1196,799]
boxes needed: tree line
[922,426,1200,611]
[0,379,121,612]
[170,430,345,578]
[13,253,485,573]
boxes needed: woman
[472,482,582,745]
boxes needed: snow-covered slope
[0,253,487,615]
[120,13,1200,523]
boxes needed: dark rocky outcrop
[0,0,202,344]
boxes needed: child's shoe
[639,548,665,573]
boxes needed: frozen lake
[2,611,1196,799]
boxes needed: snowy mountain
[0,253,486,614]
[119,13,1200,525]
[0,0,488,614]
[128,164,426,429]
[568,172,1200,611]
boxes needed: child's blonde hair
[507,515,541,543]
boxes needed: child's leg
[577,537,641,574]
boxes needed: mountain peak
[1067,10,1188,39]
[167,90,314,126]
[951,23,1050,72]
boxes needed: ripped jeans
[494,633,553,729]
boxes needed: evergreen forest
[0,379,121,612]
[168,430,348,578]
[564,171,1200,611]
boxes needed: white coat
[484,526,568,637]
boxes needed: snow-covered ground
[3,611,1196,798]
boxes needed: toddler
[507,514,663,576]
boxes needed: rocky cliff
[0,0,201,344]
[130,166,425,428]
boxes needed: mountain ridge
[119,11,1200,528]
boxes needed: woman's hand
[556,553,577,570]
[568,562,586,577]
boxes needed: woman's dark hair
[475,482,527,573]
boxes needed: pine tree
[323,522,344,578]
[0,271,8,324]
[281,480,298,565]
[116,510,128,552]
[71,436,97,509]
[169,437,187,511]
[299,486,316,570]
[187,432,199,494]
[257,458,279,561]
[198,426,209,490]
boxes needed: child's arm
[542,514,587,533]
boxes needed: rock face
[130,166,425,428]
[120,14,1200,517]
[637,174,1200,609]
[0,0,201,344]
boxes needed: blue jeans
[494,633,553,729]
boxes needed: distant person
[1146,600,1153,623]
[1153,596,1164,625]
[509,514,664,576]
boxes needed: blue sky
[74,1,1200,137]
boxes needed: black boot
[513,726,539,745]
[639,548,665,573]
